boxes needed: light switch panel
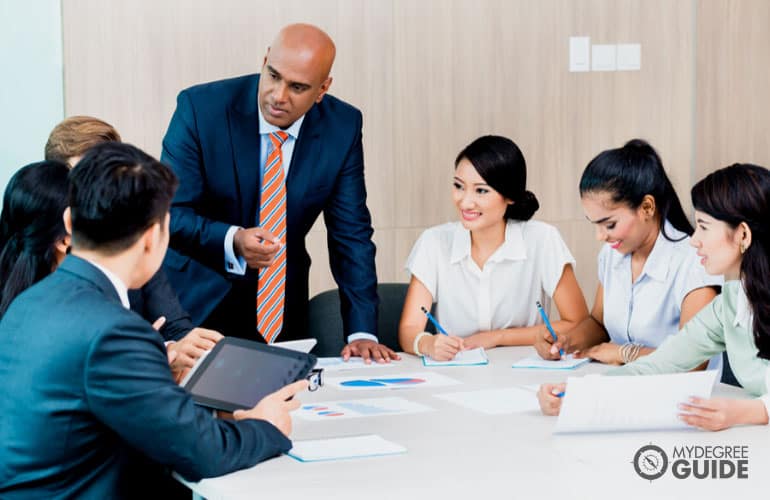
[591,44,617,71]
[617,43,641,71]
[569,36,590,72]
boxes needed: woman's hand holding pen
[534,329,573,360]
[537,382,566,416]
[424,334,465,361]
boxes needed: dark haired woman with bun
[535,139,720,365]
[399,135,588,360]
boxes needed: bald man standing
[162,24,398,363]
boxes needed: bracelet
[413,332,432,356]
[620,342,643,364]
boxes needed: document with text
[554,370,718,433]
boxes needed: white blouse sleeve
[538,224,577,297]
[405,228,440,299]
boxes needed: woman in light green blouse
[539,164,770,431]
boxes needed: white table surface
[179,347,769,500]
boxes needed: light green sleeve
[608,294,726,376]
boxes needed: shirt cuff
[347,332,378,344]
[760,394,770,424]
[224,225,247,275]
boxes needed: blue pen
[420,306,448,336]
[554,391,565,398]
[536,300,564,357]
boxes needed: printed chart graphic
[326,371,460,391]
[340,377,426,388]
[315,357,402,372]
[295,397,433,421]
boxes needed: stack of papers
[423,347,489,366]
[288,435,406,462]
[511,355,589,370]
[555,370,718,433]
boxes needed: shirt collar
[87,260,130,309]
[611,220,685,282]
[257,104,304,139]
[734,281,753,329]
[449,220,528,264]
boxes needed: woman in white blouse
[398,135,589,361]
[534,139,721,365]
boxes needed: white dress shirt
[223,106,305,275]
[599,222,723,347]
[406,220,576,337]
[88,260,130,310]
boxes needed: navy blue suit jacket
[128,269,194,342]
[161,73,378,341]
[0,256,291,499]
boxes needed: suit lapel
[228,76,262,226]
[287,104,322,229]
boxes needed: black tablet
[182,337,317,412]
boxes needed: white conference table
[180,347,769,500]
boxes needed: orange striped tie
[257,131,289,343]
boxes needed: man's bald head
[258,23,336,128]
[271,24,335,79]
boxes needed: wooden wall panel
[696,0,770,178]
[62,0,769,308]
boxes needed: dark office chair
[307,283,434,356]
[720,351,742,387]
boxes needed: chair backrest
[720,351,742,387]
[307,283,420,357]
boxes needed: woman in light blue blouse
[540,164,770,430]
[534,139,720,365]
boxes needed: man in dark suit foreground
[161,23,399,362]
[0,143,307,498]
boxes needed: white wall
[0,0,63,194]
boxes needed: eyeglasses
[306,368,323,392]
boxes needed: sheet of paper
[315,357,402,372]
[511,354,589,370]
[326,371,461,391]
[422,347,489,366]
[295,396,433,421]
[273,338,317,353]
[434,387,540,414]
[555,370,718,433]
[287,434,406,462]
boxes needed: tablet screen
[186,343,307,410]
